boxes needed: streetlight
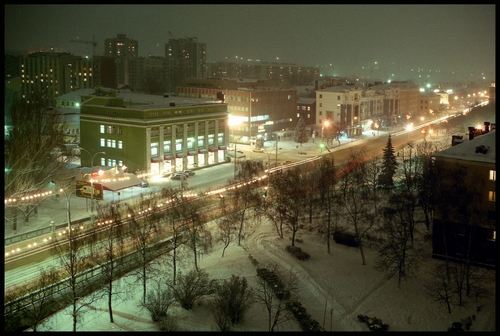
[321,121,329,152]
[59,187,83,246]
[79,148,105,224]
[228,115,241,177]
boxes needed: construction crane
[70,35,97,56]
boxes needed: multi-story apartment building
[360,86,385,132]
[104,34,139,58]
[296,98,317,128]
[367,82,401,127]
[391,81,420,118]
[19,52,95,103]
[165,37,207,92]
[79,91,229,177]
[209,60,320,86]
[418,91,442,116]
[431,123,496,269]
[177,83,298,142]
[315,84,364,137]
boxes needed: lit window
[100,125,105,134]
[118,141,123,149]
[488,191,496,202]
[488,230,496,241]
[490,170,496,181]
[100,138,105,147]
[111,140,116,148]
[107,139,112,147]
[101,157,106,166]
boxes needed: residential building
[367,82,401,127]
[79,90,229,177]
[315,84,364,137]
[104,34,139,58]
[165,37,207,92]
[296,98,317,128]
[418,91,441,116]
[208,60,319,86]
[431,123,496,269]
[20,52,95,103]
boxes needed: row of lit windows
[297,106,312,111]
[100,125,123,135]
[100,138,123,149]
[99,157,124,168]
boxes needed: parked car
[140,180,149,188]
[183,170,195,176]
[170,173,188,180]
[252,148,264,153]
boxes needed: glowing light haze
[5,4,495,82]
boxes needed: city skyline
[5,5,495,82]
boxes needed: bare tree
[269,166,310,247]
[177,197,212,272]
[93,201,128,323]
[337,149,378,265]
[51,218,102,332]
[254,264,298,331]
[316,156,338,254]
[126,191,163,303]
[375,192,424,288]
[232,160,264,245]
[208,275,255,331]
[424,262,456,314]
[4,91,73,231]
[214,195,239,257]
[20,267,59,332]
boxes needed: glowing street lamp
[228,115,242,177]
[321,121,329,141]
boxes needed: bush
[285,245,310,261]
[357,314,389,332]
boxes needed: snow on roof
[432,129,495,164]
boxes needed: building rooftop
[433,129,495,164]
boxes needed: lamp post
[79,148,105,224]
[59,187,83,246]
[228,115,241,177]
[321,121,329,152]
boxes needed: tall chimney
[468,126,475,140]
[484,121,490,133]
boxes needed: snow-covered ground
[35,218,496,332]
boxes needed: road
[5,121,445,296]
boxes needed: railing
[4,217,89,247]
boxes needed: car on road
[170,173,188,180]
[252,148,264,153]
[140,180,149,188]
[183,170,195,176]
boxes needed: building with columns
[79,91,229,177]
[315,84,364,137]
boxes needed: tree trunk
[108,281,114,323]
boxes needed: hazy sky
[4,4,495,82]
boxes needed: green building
[80,93,229,178]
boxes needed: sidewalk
[4,130,384,243]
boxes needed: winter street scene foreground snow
[34,216,495,332]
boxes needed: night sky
[4,4,495,82]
